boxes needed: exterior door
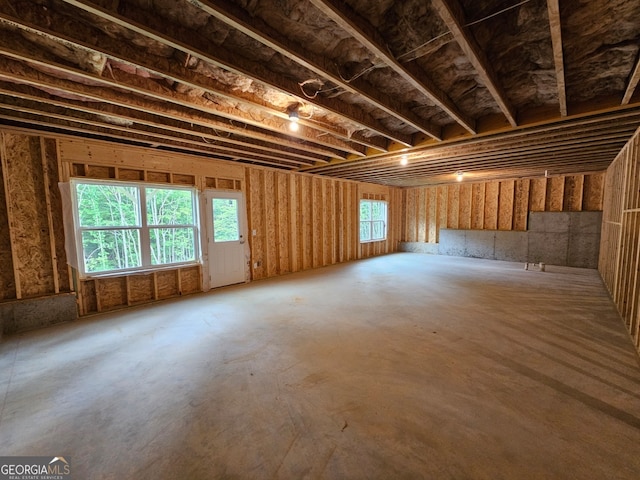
[205,190,247,288]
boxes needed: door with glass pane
[205,190,247,288]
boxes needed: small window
[360,200,387,243]
[212,198,240,242]
[72,180,198,276]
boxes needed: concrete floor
[1,253,640,479]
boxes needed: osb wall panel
[246,167,401,281]
[58,138,237,315]
[402,172,606,243]
[599,128,640,352]
[97,277,128,311]
[1,133,400,316]
[128,274,155,305]
[0,133,60,299]
[179,266,200,294]
[156,270,179,299]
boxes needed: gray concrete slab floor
[1,253,639,479]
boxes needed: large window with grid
[360,199,387,243]
[71,179,199,276]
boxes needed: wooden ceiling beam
[59,0,412,146]
[432,0,518,127]
[314,133,631,178]
[373,157,617,186]
[341,150,620,183]
[353,159,618,187]
[303,105,640,172]
[622,54,640,105]
[0,50,350,162]
[0,87,320,166]
[187,0,442,141]
[0,108,303,169]
[390,168,611,187]
[307,0,475,134]
[0,33,356,158]
[546,0,567,116]
[0,10,386,153]
[337,135,630,178]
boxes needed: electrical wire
[465,0,533,28]
[305,0,535,99]
[396,31,453,62]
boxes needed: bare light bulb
[456,171,464,182]
[400,155,408,166]
[288,108,300,132]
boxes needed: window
[212,198,240,242]
[72,180,198,276]
[360,200,387,242]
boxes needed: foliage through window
[73,180,198,275]
[360,200,387,242]
[212,198,240,242]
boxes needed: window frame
[71,178,200,278]
[359,199,388,243]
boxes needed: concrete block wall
[0,293,78,337]
[400,211,602,268]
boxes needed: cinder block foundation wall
[401,173,605,244]
[431,210,602,268]
[599,126,640,354]
[0,129,402,329]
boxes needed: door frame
[202,189,249,290]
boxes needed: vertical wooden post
[40,138,61,294]
[0,133,21,299]
[261,171,270,276]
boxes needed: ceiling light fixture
[456,171,464,182]
[400,155,408,166]
[287,105,300,132]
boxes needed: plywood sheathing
[52,135,400,314]
[1,133,55,297]
[245,165,399,282]
[403,172,605,243]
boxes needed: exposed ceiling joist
[188,0,442,141]
[335,134,632,180]
[431,0,518,127]
[546,0,568,117]
[59,0,411,147]
[307,0,476,135]
[0,108,303,169]
[0,88,322,166]
[0,45,352,162]
[304,107,640,179]
[0,11,388,153]
[622,54,640,105]
[0,0,637,187]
